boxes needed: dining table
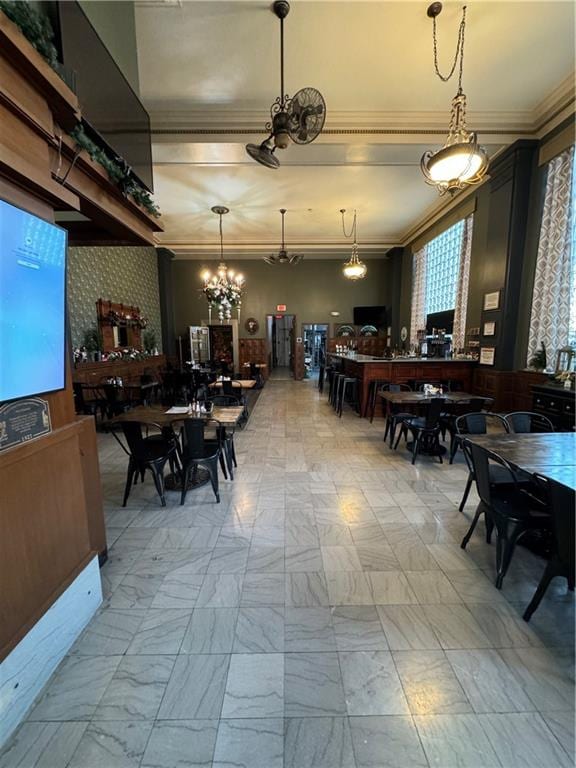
[379,390,480,406]
[465,432,576,491]
[209,379,257,389]
[108,404,244,492]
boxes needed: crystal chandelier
[421,3,489,195]
[201,206,244,323]
[340,208,367,281]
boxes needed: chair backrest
[120,421,147,459]
[465,398,488,413]
[383,383,412,393]
[505,411,554,433]
[222,379,235,396]
[425,397,445,428]
[538,476,575,571]
[467,442,516,507]
[73,382,86,409]
[180,418,207,459]
[206,394,241,406]
[455,412,509,436]
[249,363,258,378]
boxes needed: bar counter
[328,353,477,416]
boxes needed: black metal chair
[442,398,491,461]
[179,418,222,505]
[113,421,179,507]
[382,384,414,447]
[204,395,241,479]
[368,379,390,422]
[337,376,360,417]
[318,364,325,394]
[454,413,510,510]
[523,476,575,620]
[73,382,107,423]
[393,398,445,464]
[505,411,554,433]
[461,443,552,589]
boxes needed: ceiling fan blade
[263,256,276,264]
[289,253,304,264]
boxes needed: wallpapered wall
[67,246,162,351]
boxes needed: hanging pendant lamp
[421,4,489,195]
[340,209,367,281]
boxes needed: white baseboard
[0,557,102,748]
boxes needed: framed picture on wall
[483,321,496,337]
[480,347,496,365]
[483,291,500,311]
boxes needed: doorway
[266,314,295,378]
[302,324,328,373]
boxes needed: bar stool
[338,377,360,417]
[367,379,390,423]
[318,364,325,394]
[331,373,345,409]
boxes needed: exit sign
[276,304,286,312]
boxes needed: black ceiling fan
[263,209,304,264]
[246,0,326,169]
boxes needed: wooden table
[466,433,576,491]
[109,404,244,428]
[379,391,479,406]
[209,379,256,390]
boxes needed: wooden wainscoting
[473,368,547,412]
[239,338,269,378]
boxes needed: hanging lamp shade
[342,243,368,281]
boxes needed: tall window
[527,145,575,366]
[410,215,473,349]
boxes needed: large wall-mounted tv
[0,200,67,403]
[57,1,153,192]
[353,306,387,328]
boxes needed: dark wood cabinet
[532,384,575,431]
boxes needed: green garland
[0,0,58,68]
[1,2,161,218]
[70,125,161,218]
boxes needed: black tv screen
[353,306,387,328]
[58,2,153,192]
[0,200,67,402]
[426,310,454,335]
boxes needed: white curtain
[410,245,427,345]
[452,215,474,350]
[527,145,575,366]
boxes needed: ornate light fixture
[421,3,489,195]
[340,208,367,281]
[201,206,244,323]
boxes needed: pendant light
[201,206,244,322]
[340,208,367,281]
[421,4,489,195]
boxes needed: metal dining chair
[505,411,554,433]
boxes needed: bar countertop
[328,353,477,364]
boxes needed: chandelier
[340,209,367,281]
[421,3,489,195]
[201,206,244,323]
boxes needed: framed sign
[480,347,495,366]
[483,321,496,337]
[244,317,259,335]
[483,291,500,311]
[276,304,287,312]
[0,398,51,452]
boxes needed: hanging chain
[432,5,467,92]
[219,212,224,261]
[341,209,357,241]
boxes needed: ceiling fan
[263,209,304,265]
[246,0,326,169]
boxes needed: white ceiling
[134,0,576,257]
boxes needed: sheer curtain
[410,245,427,345]
[452,215,474,350]
[527,145,575,366]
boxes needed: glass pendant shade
[342,243,367,281]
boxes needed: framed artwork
[483,321,496,337]
[480,347,495,366]
[244,317,259,335]
[335,324,356,337]
[483,291,500,311]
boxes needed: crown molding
[158,240,395,260]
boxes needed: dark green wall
[172,258,392,339]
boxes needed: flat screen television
[426,309,454,335]
[353,306,387,328]
[0,200,67,403]
[57,1,154,192]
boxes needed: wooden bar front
[329,355,476,417]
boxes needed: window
[527,145,575,367]
[410,216,473,348]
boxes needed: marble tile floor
[1,378,574,768]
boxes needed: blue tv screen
[0,200,67,402]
